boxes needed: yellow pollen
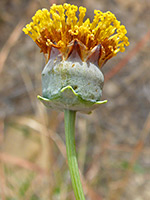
[23,3,129,67]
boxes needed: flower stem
[64,109,85,200]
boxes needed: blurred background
[0,0,150,199]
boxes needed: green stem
[64,109,85,200]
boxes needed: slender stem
[64,109,85,200]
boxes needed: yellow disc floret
[23,3,129,67]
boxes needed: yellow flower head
[23,3,129,67]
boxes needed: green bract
[38,49,107,114]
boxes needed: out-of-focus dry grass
[0,0,150,200]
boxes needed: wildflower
[23,3,129,65]
[23,3,129,113]
[23,4,130,199]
